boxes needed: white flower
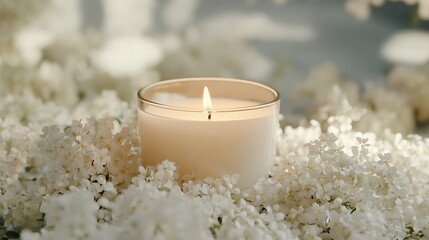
[39,190,99,238]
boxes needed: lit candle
[137,78,280,188]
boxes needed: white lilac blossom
[0,117,141,228]
[0,76,428,239]
[292,63,418,135]
[1,101,426,239]
[1,67,429,238]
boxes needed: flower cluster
[291,63,423,136]
[2,101,426,239]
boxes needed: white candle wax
[138,96,278,188]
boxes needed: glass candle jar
[137,78,280,188]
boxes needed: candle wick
[208,111,212,120]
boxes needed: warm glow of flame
[203,86,213,110]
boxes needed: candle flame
[203,86,213,110]
[203,86,213,120]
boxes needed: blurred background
[1,0,429,134]
[79,0,429,85]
